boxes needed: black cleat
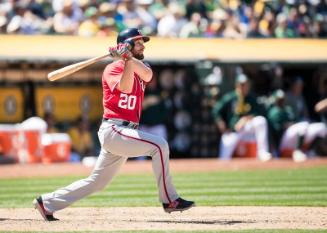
[162,197,195,213]
[33,196,58,221]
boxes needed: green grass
[1,166,327,208]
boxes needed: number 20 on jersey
[118,93,137,110]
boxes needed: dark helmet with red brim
[117,28,150,45]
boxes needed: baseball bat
[47,54,110,81]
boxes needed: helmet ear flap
[124,38,135,50]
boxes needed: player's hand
[108,46,119,58]
[109,43,132,60]
[116,43,132,60]
[235,116,250,132]
[217,119,228,133]
[315,98,327,113]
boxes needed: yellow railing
[0,35,326,62]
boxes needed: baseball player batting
[33,28,194,221]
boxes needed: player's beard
[132,50,144,60]
[133,53,144,60]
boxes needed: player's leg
[34,122,128,219]
[304,122,327,155]
[280,122,309,150]
[219,132,240,160]
[279,122,309,161]
[304,122,327,144]
[102,124,178,204]
[243,116,272,161]
[40,150,127,213]
[138,124,168,160]
[102,124,194,212]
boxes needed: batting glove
[109,43,132,60]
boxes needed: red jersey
[102,60,147,123]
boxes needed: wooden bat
[47,54,110,81]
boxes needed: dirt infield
[1,207,326,231]
[1,157,327,178]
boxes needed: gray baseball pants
[41,121,179,213]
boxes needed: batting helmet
[117,28,150,45]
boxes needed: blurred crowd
[0,0,326,38]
